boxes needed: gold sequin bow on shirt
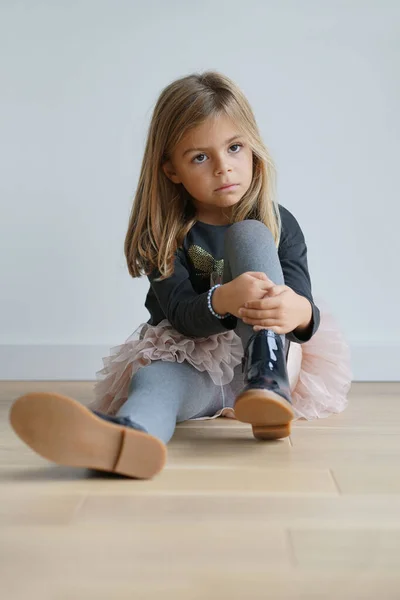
[187,244,224,287]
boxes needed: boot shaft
[241,330,292,404]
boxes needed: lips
[215,183,238,191]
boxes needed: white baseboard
[0,344,111,381]
[0,343,399,381]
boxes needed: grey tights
[116,220,285,443]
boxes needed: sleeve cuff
[219,313,238,330]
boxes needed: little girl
[10,71,352,480]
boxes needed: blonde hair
[124,70,281,281]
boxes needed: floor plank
[1,381,400,599]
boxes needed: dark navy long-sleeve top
[144,204,320,344]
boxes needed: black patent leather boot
[234,329,294,440]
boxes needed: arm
[148,249,238,338]
[278,214,320,344]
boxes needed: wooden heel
[113,427,166,479]
[252,423,291,440]
[234,388,294,441]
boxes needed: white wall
[1,0,399,381]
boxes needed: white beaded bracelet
[207,284,231,319]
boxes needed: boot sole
[9,392,166,479]
[234,388,294,440]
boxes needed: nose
[214,154,233,176]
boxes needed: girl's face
[163,114,254,225]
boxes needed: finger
[252,281,275,299]
[244,296,282,310]
[267,285,287,297]
[241,308,279,320]
[247,271,274,283]
[261,280,276,292]
[242,317,281,326]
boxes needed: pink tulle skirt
[89,297,352,421]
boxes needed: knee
[224,219,274,245]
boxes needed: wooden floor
[1,381,400,599]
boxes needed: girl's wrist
[294,295,313,333]
[209,284,228,316]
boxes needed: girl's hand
[213,272,275,318]
[238,279,313,335]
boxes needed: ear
[162,160,182,185]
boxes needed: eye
[193,153,207,164]
[192,143,243,164]
[229,143,242,153]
